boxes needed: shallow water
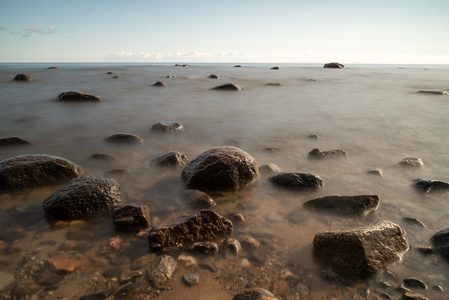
[1,62,449,299]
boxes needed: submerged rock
[308,148,348,159]
[413,179,449,193]
[57,91,102,102]
[43,176,124,220]
[259,163,281,176]
[148,209,233,251]
[269,172,323,190]
[151,151,189,168]
[0,154,83,191]
[270,66,280,70]
[399,157,424,167]
[105,133,143,144]
[0,136,31,146]
[182,273,200,287]
[151,121,184,132]
[89,153,117,161]
[113,204,150,231]
[147,255,177,289]
[431,228,449,257]
[153,81,168,87]
[417,89,448,95]
[13,74,33,81]
[313,220,408,275]
[402,292,428,300]
[208,74,219,79]
[212,82,245,91]
[303,195,379,216]
[47,257,84,273]
[233,288,279,300]
[182,146,259,191]
[188,242,218,256]
[323,62,345,69]
[182,189,217,209]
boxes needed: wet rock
[303,195,380,216]
[430,227,449,257]
[100,237,122,255]
[47,257,84,273]
[234,65,242,67]
[402,217,426,227]
[264,147,282,152]
[208,74,219,79]
[89,153,117,161]
[147,255,177,289]
[106,168,131,175]
[177,254,197,266]
[228,212,245,223]
[308,148,348,159]
[151,121,184,132]
[259,163,281,176]
[323,62,345,69]
[113,204,150,231]
[402,292,429,300]
[0,226,28,241]
[399,157,423,167]
[0,154,83,191]
[403,278,427,290]
[102,267,124,279]
[295,282,310,297]
[313,220,409,275]
[182,273,200,287]
[269,172,323,191]
[413,179,449,193]
[79,290,115,300]
[7,241,26,254]
[105,133,143,144]
[266,83,281,86]
[233,288,279,300]
[166,75,175,78]
[57,91,102,102]
[417,89,448,95]
[109,255,131,266]
[112,75,119,79]
[188,242,218,256]
[58,240,93,252]
[240,236,260,250]
[212,82,245,91]
[153,81,168,87]
[433,285,444,292]
[130,253,157,270]
[47,66,58,69]
[120,269,143,283]
[319,268,340,282]
[183,189,217,209]
[43,176,124,220]
[13,74,33,81]
[0,136,31,146]
[415,246,433,255]
[181,146,259,191]
[367,168,383,176]
[198,259,218,272]
[151,151,189,168]
[308,134,319,139]
[67,229,95,241]
[270,66,280,70]
[222,238,241,256]
[148,209,233,251]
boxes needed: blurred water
[1,63,449,299]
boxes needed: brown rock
[269,172,323,190]
[233,288,279,300]
[151,151,189,168]
[57,91,102,102]
[105,133,143,144]
[47,257,84,273]
[148,209,233,251]
[402,292,428,300]
[0,137,31,146]
[153,81,168,87]
[13,74,33,81]
[308,148,348,159]
[113,204,150,231]
[399,157,423,167]
[151,121,184,132]
[212,82,245,91]
[323,62,345,69]
[303,195,379,216]
[182,189,217,209]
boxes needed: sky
[1,0,449,64]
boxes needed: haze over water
[1,62,449,299]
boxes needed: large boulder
[181,146,259,191]
[413,179,449,193]
[303,195,379,216]
[57,91,102,102]
[0,154,83,191]
[43,176,124,220]
[313,220,409,275]
[151,151,189,168]
[148,209,233,251]
[269,172,323,190]
[323,62,345,69]
[13,74,33,81]
[430,228,449,257]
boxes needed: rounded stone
[13,74,33,81]
[208,74,219,79]
[151,151,189,168]
[269,172,323,190]
[57,91,102,102]
[399,157,423,167]
[259,163,281,176]
[323,62,345,69]
[182,273,200,287]
[151,121,184,132]
[153,81,168,87]
[43,176,124,220]
[181,146,259,191]
[0,136,31,146]
[212,82,245,91]
[233,288,278,300]
[105,133,143,144]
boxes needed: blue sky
[1,0,448,63]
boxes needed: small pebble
[182,273,200,287]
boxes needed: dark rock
[182,273,200,287]
[102,267,123,279]
[413,179,449,192]
[147,255,177,289]
[47,67,58,69]
[89,153,116,161]
[221,238,241,256]
[79,290,115,300]
[57,91,102,102]
[112,204,150,231]
[399,157,423,167]
[402,292,429,300]
[148,209,233,251]
[417,89,448,95]
[233,288,279,300]
[0,154,83,191]
[323,62,345,69]
[106,72,114,74]
[0,136,31,146]
[212,82,245,91]
[433,285,444,292]
[266,83,281,86]
[13,74,33,81]
[264,147,282,152]
[308,134,320,139]
[105,133,143,144]
[112,76,119,79]
[183,189,217,209]
[43,176,124,220]
[270,66,280,70]
[106,168,131,175]
[208,74,219,79]
[198,259,218,272]
[403,278,427,290]
[366,168,383,176]
[259,163,281,176]
[431,227,449,257]
[402,217,426,227]
[415,246,433,255]
[188,242,218,255]
[234,65,242,67]
[303,195,379,216]
[151,121,184,132]
[269,172,323,191]
[153,81,168,87]
[319,268,340,282]
[151,151,189,168]
[166,75,175,78]
[181,146,259,191]
[308,148,348,159]
[228,212,245,223]
[313,220,409,275]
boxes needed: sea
[0,62,449,299]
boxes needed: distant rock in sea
[212,83,245,91]
[13,74,33,81]
[57,91,102,102]
[234,65,242,68]
[153,81,168,87]
[417,89,448,95]
[270,66,280,70]
[47,66,58,69]
[323,62,345,69]
[105,133,143,144]
[208,74,219,79]
[151,121,184,132]
[0,136,31,146]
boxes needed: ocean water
[0,62,449,299]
